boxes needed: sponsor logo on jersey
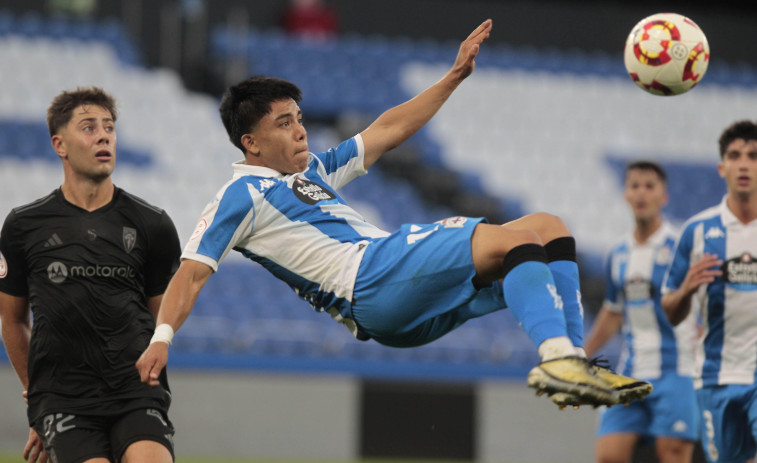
[47,261,137,284]
[292,177,335,205]
[722,253,757,289]
[0,251,7,278]
[624,275,653,301]
[123,227,137,253]
[704,226,725,239]
[87,229,97,241]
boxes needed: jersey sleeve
[182,179,255,271]
[603,250,623,313]
[313,135,367,190]
[143,210,182,297]
[0,210,28,297]
[663,224,693,293]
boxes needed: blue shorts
[351,217,505,347]
[597,373,699,441]
[697,384,757,463]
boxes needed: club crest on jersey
[0,251,7,278]
[190,218,208,242]
[722,253,757,290]
[123,227,137,253]
[437,216,468,228]
[655,245,672,266]
[292,177,335,205]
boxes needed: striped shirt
[664,196,757,388]
[605,221,697,379]
[183,135,389,334]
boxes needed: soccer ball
[623,12,710,96]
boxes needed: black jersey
[0,187,181,425]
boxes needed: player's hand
[24,428,47,463]
[681,252,722,294]
[450,19,492,82]
[136,342,169,386]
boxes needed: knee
[506,228,543,248]
[505,212,571,243]
[525,212,570,234]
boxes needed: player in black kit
[0,88,181,463]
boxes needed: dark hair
[625,160,667,184]
[219,76,303,153]
[718,120,757,158]
[46,87,117,137]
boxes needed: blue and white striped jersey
[664,197,757,388]
[183,135,389,330]
[605,221,698,380]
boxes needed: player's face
[624,168,667,222]
[245,98,309,174]
[52,105,116,181]
[718,138,757,199]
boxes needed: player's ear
[51,134,67,160]
[717,161,726,178]
[241,133,258,155]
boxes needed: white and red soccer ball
[624,12,710,96]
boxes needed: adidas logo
[44,234,63,248]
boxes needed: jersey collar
[232,160,286,179]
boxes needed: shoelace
[588,356,614,372]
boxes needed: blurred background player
[0,88,181,463]
[663,120,757,463]
[584,160,699,463]
[136,19,651,410]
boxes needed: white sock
[574,347,587,358]
[538,336,576,362]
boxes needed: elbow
[661,299,683,326]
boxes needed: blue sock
[545,237,584,349]
[502,257,568,349]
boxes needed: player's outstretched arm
[360,19,492,169]
[662,253,722,325]
[136,259,213,386]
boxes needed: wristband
[150,323,174,346]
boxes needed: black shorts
[32,408,175,463]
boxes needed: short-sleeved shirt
[664,196,757,388]
[183,135,388,336]
[604,222,698,380]
[0,187,181,425]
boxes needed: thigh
[596,432,639,463]
[32,413,110,463]
[111,408,175,463]
[353,217,492,339]
[698,385,756,463]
